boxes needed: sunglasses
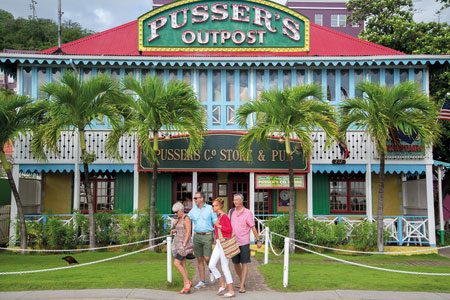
[193,197,202,200]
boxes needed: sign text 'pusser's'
[148,3,301,45]
[138,0,309,52]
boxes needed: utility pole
[58,0,62,49]
[30,0,37,19]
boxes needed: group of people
[170,192,262,298]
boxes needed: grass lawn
[256,252,450,293]
[0,250,193,292]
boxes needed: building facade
[1,0,449,246]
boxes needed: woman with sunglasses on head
[209,198,235,298]
[170,202,194,294]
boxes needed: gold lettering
[160,149,167,160]
[204,149,211,161]
[272,150,279,162]
[194,150,201,161]
[168,148,175,160]
[174,149,181,160]
[232,150,240,161]
[220,149,227,161]
[279,150,286,161]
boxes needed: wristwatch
[256,239,261,243]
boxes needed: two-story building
[1,0,449,246]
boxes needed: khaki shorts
[193,232,213,258]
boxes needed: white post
[366,135,373,222]
[167,236,172,283]
[366,163,372,222]
[9,164,19,246]
[307,167,313,218]
[401,173,407,215]
[283,237,290,288]
[264,227,269,265]
[73,129,80,211]
[133,163,139,218]
[250,172,255,242]
[192,172,198,194]
[426,163,436,246]
[438,166,444,233]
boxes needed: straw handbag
[217,225,240,259]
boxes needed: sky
[1,0,449,33]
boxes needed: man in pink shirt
[228,193,262,293]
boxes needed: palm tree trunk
[149,162,157,250]
[287,151,295,254]
[1,150,27,252]
[377,152,385,252]
[79,130,96,250]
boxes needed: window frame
[329,178,366,214]
[331,14,347,27]
[80,176,116,214]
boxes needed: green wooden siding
[313,173,330,214]
[149,173,173,214]
[115,172,134,214]
[0,178,11,206]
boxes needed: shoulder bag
[217,216,240,258]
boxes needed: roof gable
[40,20,404,57]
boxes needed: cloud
[93,8,115,30]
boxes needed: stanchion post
[167,236,172,283]
[283,237,289,288]
[264,228,269,265]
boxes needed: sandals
[178,281,192,294]
[222,293,235,298]
[217,286,226,295]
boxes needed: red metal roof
[40,21,404,57]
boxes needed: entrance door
[173,174,217,205]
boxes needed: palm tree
[106,76,205,248]
[0,92,39,250]
[236,85,339,252]
[31,71,122,249]
[339,81,438,252]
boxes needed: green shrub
[348,220,390,251]
[94,212,117,246]
[265,215,356,252]
[43,217,78,249]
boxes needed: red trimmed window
[329,178,366,214]
[80,175,115,213]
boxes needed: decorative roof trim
[1,54,449,68]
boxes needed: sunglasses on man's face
[194,197,202,200]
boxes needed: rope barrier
[0,240,167,275]
[268,234,284,257]
[268,230,450,255]
[292,243,450,276]
[0,235,170,253]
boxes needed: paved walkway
[190,256,269,293]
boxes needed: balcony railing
[13,130,430,165]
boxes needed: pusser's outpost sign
[139,132,308,172]
[138,0,310,53]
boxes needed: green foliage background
[0,9,94,51]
